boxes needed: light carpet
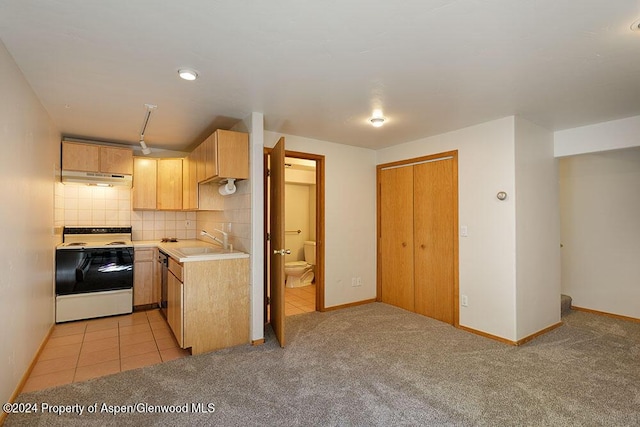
[5,303,640,426]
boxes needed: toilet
[284,241,316,288]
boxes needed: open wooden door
[269,137,287,347]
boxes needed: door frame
[376,150,459,326]
[263,148,326,320]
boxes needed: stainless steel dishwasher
[158,250,169,318]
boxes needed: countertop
[133,239,249,263]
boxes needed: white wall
[264,131,377,308]
[0,40,60,404]
[555,115,640,157]
[559,149,640,319]
[514,117,561,338]
[231,113,264,341]
[377,117,519,340]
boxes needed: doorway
[264,145,325,346]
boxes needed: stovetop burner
[107,241,127,245]
[66,242,87,246]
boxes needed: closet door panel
[379,166,415,311]
[413,159,455,324]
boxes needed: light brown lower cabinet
[133,248,157,307]
[165,256,249,355]
[167,262,184,347]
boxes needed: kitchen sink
[175,246,225,256]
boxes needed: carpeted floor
[5,303,640,426]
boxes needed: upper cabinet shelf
[62,141,133,175]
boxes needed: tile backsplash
[61,184,197,241]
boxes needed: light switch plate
[461,225,468,237]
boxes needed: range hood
[61,170,133,187]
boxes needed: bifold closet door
[379,166,414,312]
[413,158,455,324]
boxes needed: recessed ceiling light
[370,117,385,127]
[631,19,640,32]
[178,68,198,81]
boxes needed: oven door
[56,247,134,295]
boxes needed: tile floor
[23,310,190,393]
[285,284,316,316]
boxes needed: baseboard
[516,322,563,346]
[456,325,518,346]
[457,322,563,346]
[251,338,265,346]
[0,323,55,425]
[322,298,376,312]
[572,306,640,323]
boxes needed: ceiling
[1,1,639,152]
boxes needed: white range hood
[61,170,132,187]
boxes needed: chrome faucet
[201,229,229,250]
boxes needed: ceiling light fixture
[631,19,640,31]
[370,117,385,127]
[138,104,157,155]
[178,68,198,81]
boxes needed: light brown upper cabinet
[157,158,183,210]
[200,129,249,183]
[133,157,183,210]
[377,151,459,326]
[182,151,198,210]
[132,157,157,210]
[62,141,132,175]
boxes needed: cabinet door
[195,140,207,183]
[413,158,455,324]
[100,146,133,174]
[379,166,415,311]
[133,249,154,306]
[204,133,218,180]
[182,155,191,210]
[188,150,198,209]
[167,271,184,347]
[157,159,183,210]
[217,129,249,179]
[132,158,157,210]
[62,142,100,172]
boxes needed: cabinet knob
[401,242,407,248]
[420,244,426,249]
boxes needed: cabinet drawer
[134,248,154,262]
[168,257,183,282]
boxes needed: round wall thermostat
[496,191,507,201]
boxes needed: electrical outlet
[461,295,468,307]
[351,277,357,287]
[185,220,191,228]
[356,277,362,287]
